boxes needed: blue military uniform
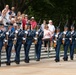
[6,23,15,65]
[0,23,5,66]
[24,25,35,63]
[69,25,76,60]
[62,25,70,61]
[53,27,62,62]
[35,26,44,61]
[15,23,24,64]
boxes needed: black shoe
[71,58,73,60]
[24,60,29,63]
[6,62,10,66]
[55,59,60,62]
[15,61,20,64]
[0,62,1,67]
[63,58,68,61]
[36,59,40,61]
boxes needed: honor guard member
[69,24,76,60]
[35,24,44,61]
[5,23,15,65]
[62,25,70,61]
[53,26,62,62]
[24,24,35,63]
[0,23,5,66]
[15,22,24,64]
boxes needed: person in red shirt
[22,14,26,30]
[30,17,37,29]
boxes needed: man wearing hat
[35,24,44,61]
[24,24,35,63]
[0,23,5,66]
[62,25,70,61]
[53,26,62,62]
[30,17,37,30]
[69,24,76,60]
[15,22,24,64]
[5,22,15,65]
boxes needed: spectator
[17,11,22,22]
[41,20,46,31]
[11,7,16,17]
[22,14,26,30]
[30,17,37,29]
[43,25,52,52]
[48,20,55,50]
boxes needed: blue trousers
[24,43,31,61]
[0,42,3,62]
[70,44,75,59]
[35,44,42,60]
[63,44,69,59]
[6,45,13,63]
[15,43,22,62]
[55,44,61,60]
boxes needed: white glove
[34,37,37,40]
[69,38,72,40]
[15,30,18,33]
[23,37,26,40]
[63,38,65,40]
[55,35,58,38]
[14,38,17,40]
[54,40,56,43]
[4,39,8,42]
[36,32,38,35]
[6,32,9,35]
[71,32,73,34]
[63,31,66,35]
[25,31,28,34]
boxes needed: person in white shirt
[2,5,11,30]
[41,20,46,31]
[48,20,55,50]
[48,20,55,36]
[43,25,52,52]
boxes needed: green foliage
[0,0,76,30]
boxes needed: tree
[0,0,76,29]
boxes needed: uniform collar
[18,29,21,31]
[71,30,74,34]
[8,29,11,32]
[56,32,59,35]
[71,30,74,32]
[27,29,30,31]
[64,31,67,33]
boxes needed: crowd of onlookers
[0,4,55,51]
[0,4,37,31]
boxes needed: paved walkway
[0,57,76,75]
